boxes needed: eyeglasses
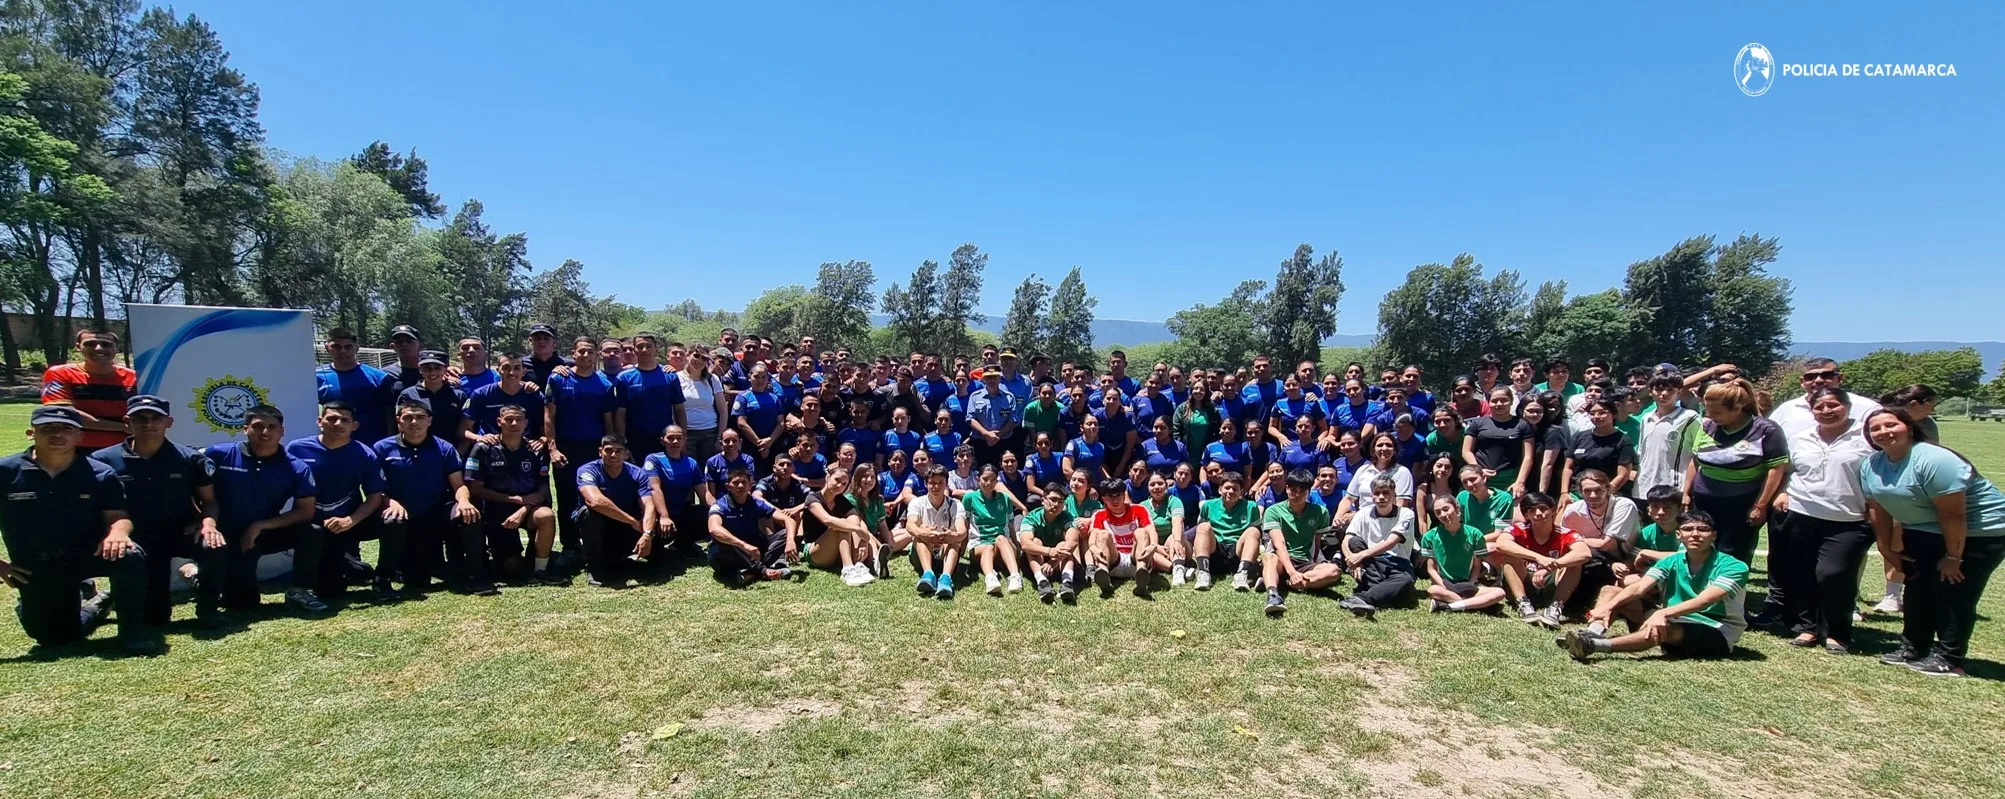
[1801,370,1839,381]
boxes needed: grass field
[3,403,2005,799]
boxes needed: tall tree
[1620,236,1717,369]
[740,284,814,345]
[1702,233,1792,376]
[802,259,873,349]
[1530,289,1636,371]
[351,140,444,219]
[1374,254,1526,381]
[1522,280,1567,355]
[1163,279,1265,371]
[258,157,423,342]
[1042,266,1096,369]
[0,68,113,369]
[1262,244,1344,370]
[437,199,530,343]
[997,275,1049,352]
[526,258,633,341]
[1840,348,1985,401]
[934,243,987,356]
[880,259,941,356]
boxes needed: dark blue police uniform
[204,441,321,609]
[90,438,218,623]
[0,448,149,647]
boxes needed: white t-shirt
[681,370,725,431]
[1345,505,1416,560]
[907,495,962,532]
[1636,406,1699,494]
[1345,462,1414,501]
[1561,496,1641,545]
[1784,420,1873,522]
[1769,391,1880,440]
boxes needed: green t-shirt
[1261,501,1331,561]
[1615,414,1642,454]
[1424,429,1466,468]
[1418,523,1490,583]
[1635,521,1681,554]
[1065,494,1103,521]
[1145,496,1184,539]
[1178,405,1217,466]
[1199,497,1257,547]
[1645,549,1750,643]
[1533,380,1585,401]
[845,491,885,533]
[1019,507,1076,546]
[1456,488,1516,534]
[962,490,1015,544]
[1022,399,1062,437]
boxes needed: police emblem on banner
[190,374,270,433]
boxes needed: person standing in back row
[615,333,686,458]
[42,327,137,451]
[547,335,617,572]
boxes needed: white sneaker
[985,574,1003,596]
[1195,571,1214,591]
[1231,572,1251,592]
[841,564,869,587]
[1171,564,1188,586]
[1006,574,1023,593]
[1873,594,1903,614]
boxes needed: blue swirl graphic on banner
[135,309,299,395]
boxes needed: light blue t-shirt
[1860,442,2005,536]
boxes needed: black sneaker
[1264,594,1286,617]
[531,570,572,587]
[119,635,167,657]
[1057,579,1078,604]
[1879,645,1921,666]
[284,587,331,614]
[1907,654,1966,677]
[1093,567,1114,598]
[371,581,401,604]
[195,605,231,629]
[1037,581,1056,604]
[873,546,891,578]
[1134,569,1154,599]
[1747,610,1784,629]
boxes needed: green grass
[3,408,2004,798]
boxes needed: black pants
[131,524,224,625]
[1771,510,1873,643]
[553,439,600,554]
[580,511,647,581]
[393,506,470,592]
[1692,491,1762,569]
[14,552,149,647]
[707,537,783,584]
[1353,555,1416,608]
[669,505,709,550]
[1899,531,2005,666]
[314,516,405,594]
[217,524,324,609]
[972,436,1008,469]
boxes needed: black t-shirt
[1567,428,1636,480]
[803,491,856,541]
[527,354,575,387]
[1464,416,1534,473]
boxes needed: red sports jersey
[1091,504,1153,554]
[42,363,136,449]
[1507,523,1577,560]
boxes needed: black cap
[528,323,557,337]
[126,395,171,416]
[389,324,420,341]
[418,350,448,367]
[30,405,85,428]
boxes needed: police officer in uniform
[88,396,225,626]
[0,406,163,654]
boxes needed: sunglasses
[1801,370,1839,381]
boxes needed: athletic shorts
[1442,580,1479,599]
[1110,552,1137,579]
[1661,619,1734,659]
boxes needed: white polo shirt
[1769,391,1879,440]
[1783,420,1873,522]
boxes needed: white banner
[129,304,318,448]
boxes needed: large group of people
[3,324,2001,678]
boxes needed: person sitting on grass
[1558,470,1641,618]
[705,468,789,586]
[1563,510,1750,661]
[964,465,1023,596]
[1456,465,1518,536]
[461,404,565,590]
[902,465,966,599]
[1420,494,1508,613]
[1193,472,1261,592]
[1017,487,1083,603]
[1488,491,1590,628]
[1259,469,1345,617]
[1337,475,1420,619]
[1086,478,1169,599]
[1573,485,1686,637]
[576,435,657,588]
[792,466,881,587]
[1143,472,1190,587]
[752,453,813,566]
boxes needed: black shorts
[1661,620,1734,659]
[1442,580,1479,599]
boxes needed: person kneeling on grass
[1337,475,1419,619]
[1487,491,1591,628]
[1420,494,1508,613]
[575,435,658,588]
[901,465,967,599]
[1259,469,1345,617]
[1193,472,1261,592]
[965,465,1026,596]
[1563,510,1750,661]
[1086,478,1171,599]
[1017,488,1083,603]
[706,468,790,586]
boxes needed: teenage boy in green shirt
[1258,469,1344,617]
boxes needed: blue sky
[187,2,1999,341]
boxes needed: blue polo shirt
[370,434,461,517]
[316,363,399,439]
[577,458,651,518]
[642,452,704,510]
[458,367,500,394]
[1241,379,1285,418]
[882,428,923,462]
[547,370,618,443]
[998,373,1033,422]
[398,383,469,445]
[791,452,828,483]
[284,436,384,521]
[205,442,316,534]
[464,439,548,498]
[1272,396,1325,434]
[709,494,778,550]
[835,425,881,466]
[617,366,686,443]
[733,389,785,439]
[1093,408,1136,449]
[1327,400,1378,435]
[914,377,955,414]
[923,431,962,465]
[0,449,128,564]
[1140,437,1188,476]
[464,383,546,440]
[1065,437,1107,478]
[1366,405,1418,433]
[705,451,758,496]
[91,438,212,532]
[1218,392,1260,431]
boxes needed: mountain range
[870,315,2003,378]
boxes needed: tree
[1620,234,1791,377]
[997,275,1049,352]
[0,67,112,369]
[1620,236,1714,368]
[1374,254,1526,381]
[1262,244,1344,370]
[1703,234,1792,376]
[1840,348,1985,401]
[258,157,425,342]
[438,199,531,343]
[351,141,444,219]
[1530,289,1636,372]
[526,258,635,341]
[1162,279,1266,371]
[801,259,873,349]
[1981,360,2005,405]
[880,259,940,356]
[1042,266,1096,369]
[934,243,987,356]
[1523,280,1567,354]
[740,284,814,345]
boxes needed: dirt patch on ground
[687,697,843,735]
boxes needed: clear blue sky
[187,1,2000,341]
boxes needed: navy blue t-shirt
[617,366,686,443]
[205,442,316,534]
[464,440,548,498]
[709,494,778,550]
[733,389,785,439]
[91,439,212,531]
[317,363,399,439]
[835,425,881,466]
[371,434,461,516]
[643,452,705,510]
[464,383,546,441]
[398,383,469,445]
[547,370,617,443]
[881,428,923,463]
[1140,437,1188,476]
[0,449,128,563]
[284,436,384,521]
[705,450,759,497]
[577,458,651,518]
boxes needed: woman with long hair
[1462,386,1535,496]
[1685,379,1788,568]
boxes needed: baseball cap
[711,347,734,360]
[126,395,172,416]
[419,350,448,367]
[528,323,557,337]
[389,324,420,341]
[30,405,85,428]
